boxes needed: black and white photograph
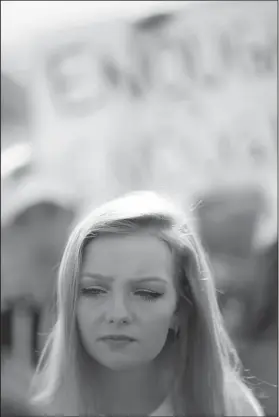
[1,1,277,416]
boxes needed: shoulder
[226,375,265,416]
[235,380,265,416]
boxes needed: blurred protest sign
[2,2,276,216]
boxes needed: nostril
[106,299,131,324]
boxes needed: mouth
[99,335,136,342]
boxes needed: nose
[105,293,132,324]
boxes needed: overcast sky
[1,1,193,49]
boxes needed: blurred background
[1,1,277,415]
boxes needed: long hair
[30,191,262,416]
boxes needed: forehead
[82,231,173,281]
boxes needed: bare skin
[77,232,177,415]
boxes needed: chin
[97,355,151,371]
[102,359,142,371]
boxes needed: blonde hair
[31,191,263,416]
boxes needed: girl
[31,191,264,416]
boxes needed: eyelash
[81,288,106,297]
[80,288,163,302]
[135,290,163,302]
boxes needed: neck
[88,342,175,415]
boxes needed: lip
[99,335,136,342]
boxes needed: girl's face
[77,231,177,370]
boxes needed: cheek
[138,297,177,341]
[76,300,97,339]
[141,306,174,335]
[76,301,103,359]
[134,306,176,361]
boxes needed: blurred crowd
[1,1,277,416]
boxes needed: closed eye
[80,287,107,297]
[134,290,163,302]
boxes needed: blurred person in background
[238,238,278,417]
[196,187,277,416]
[1,176,75,373]
[196,187,265,341]
[31,191,263,416]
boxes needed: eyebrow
[80,273,168,284]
